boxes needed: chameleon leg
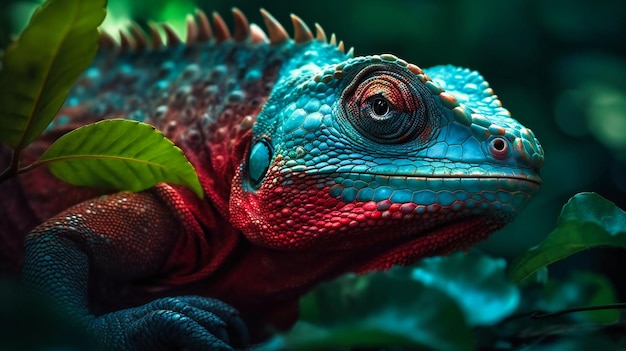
[21,188,247,350]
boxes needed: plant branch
[0,148,43,183]
[531,303,626,319]
[0,148,19,183]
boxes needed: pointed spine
[337,40,345,53]
[99,30,118,51]
[329,33,337,46]
[195,9,213,41]
[314,23,327,43]
[128,22,148,50]
[161,23,181,46]
[212,11,231,42]
[232,8,250,42]
[249,23,269,44]
[119,30,133,51]
[260,8,289,44]
[147,23,164,49]
[185,14,198,44]
[290,14,313,44]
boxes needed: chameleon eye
[371,98,390,117]
[342,68,428,144]
[247,139,273,187]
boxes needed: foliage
[0,0,203,198]
[41,119,203,197]
[261,253,515,350]
[509,192,626,282]
[261,270,473,350]
[0,0,105,150]
[407,253,519,326]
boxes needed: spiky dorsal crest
[99,8,354,56]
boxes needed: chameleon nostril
[489,137,509,160]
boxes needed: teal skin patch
[248,140,273,187]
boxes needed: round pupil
[372,98,390,116]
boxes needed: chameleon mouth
[358,171,542,185]
[424,173,542,185]
[329,171,541,208]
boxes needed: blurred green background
[2,0,626,291]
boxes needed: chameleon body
[0,8,543,350]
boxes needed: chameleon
[0,7,544,350]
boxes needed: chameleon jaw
[231,167,540,253]
[353,215,505,272]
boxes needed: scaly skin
[0,8,544,350]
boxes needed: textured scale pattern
[0,8,544,350]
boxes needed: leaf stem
[0,149,43,184]
[504,303,626,322]
[16,160,42,175]
[530,303,626,319]
[0,148,20,183]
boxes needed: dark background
[2,0,626,292]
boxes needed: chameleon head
[230,54,543,263]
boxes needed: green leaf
[0,0,106,150]
[537,272,619,324]
[407,252,520,326]
[509,192,626,282]
[260,269,474,351]
[39,119,204,198]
